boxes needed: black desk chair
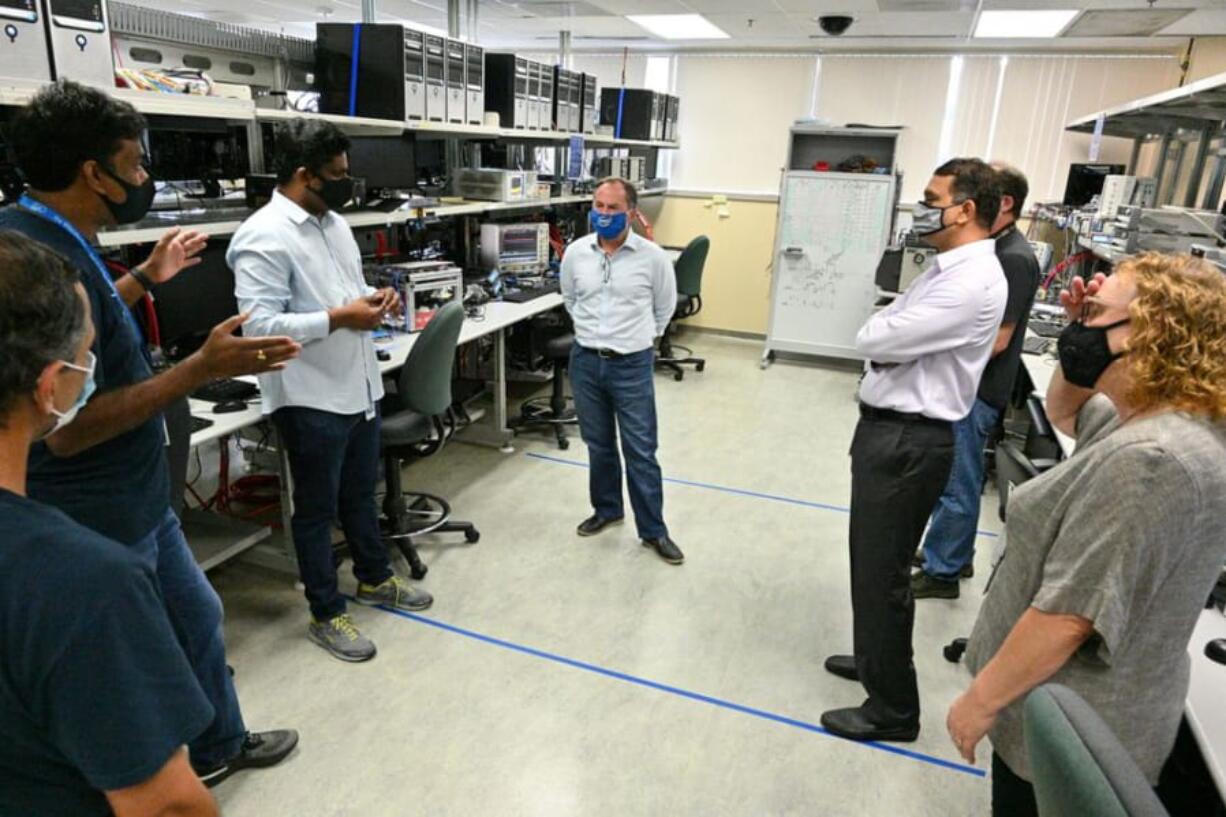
[510,332,577,450]
[656,235,709,381]
[380,302,479,579]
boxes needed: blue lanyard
[18,194,142,337]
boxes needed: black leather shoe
[577,514,623,537]
[820,707,919,743]
[824,655,859,682]
[643,536,684,565]
[911,571,960,599]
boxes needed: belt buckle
[598,348,615,359]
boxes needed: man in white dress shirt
[821,159,1007,743]
[229,120,432,663]
[560,177,682,565]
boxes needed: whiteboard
[764,172,895,362]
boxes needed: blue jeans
[132,509,246,767]
[569,346,668,540]
[273,407,393,621]
[919,397,1002,580]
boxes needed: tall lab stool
[511,332,577,450]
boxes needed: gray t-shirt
[966,394,1226,783]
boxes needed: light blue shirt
[228,191,383,418]
[560,229,677,355]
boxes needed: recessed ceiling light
[973,9,1078,38]
[626,14,730,40]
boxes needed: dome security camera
[817,15,854,35]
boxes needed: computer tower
[464,42,483,125]
[316,23,426,122]
[600,87,660,141]
[651,92,666,141]
[568,70,582,131]
[423,33,445,122]
[551,66,567,132]
[664,95,679,143]
[404,28,425,121]
[42,0,114,87]
[0,1,52,83]
[580,73,598,134]
[525,61,541,130]
[484,53,527,130]
[444,38,465,124]
[539,63,554,132]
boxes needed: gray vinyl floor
[208,332,1002,817]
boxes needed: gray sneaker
[308,614,376,662]
[355,575,434,612]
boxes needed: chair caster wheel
[410,564,428,580]
[696,362,705,373]
[559,438,569,450]
[673,372,684,382]
[944,637,968,663]
[465,529,480,544]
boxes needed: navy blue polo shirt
[0,489,213,816]
[0,207,171,544]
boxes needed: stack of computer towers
[15,0,117,87]
[316,22,431,122]
[485,53,528,129]
[600,88,665,141]
[580,73,599,134]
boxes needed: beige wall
[1187,38,1226,83]
[641,195,777,336]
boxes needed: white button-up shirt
[560,230,677,355]
[856,239,1007,422]
[228,191,383,418]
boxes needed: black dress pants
[848,409,954,725]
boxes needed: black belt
[859,403,951,429]
[579,345,635,360]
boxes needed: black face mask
[100,165,155,225]
[309,176,355,212]
[1057,318,1129,388]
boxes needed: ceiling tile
[1157,8,1226,35]
[1062,8,1195,37]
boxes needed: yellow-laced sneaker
[355,575,434,612]
[308,613,376,662]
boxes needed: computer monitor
[153,245,238,360]
[346,136,416,192]
[1063,163,1124,207]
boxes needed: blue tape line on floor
[526,452,1001,540]
[372,604,987,779]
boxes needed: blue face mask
[45,351,97,437]
[589,209,629,240]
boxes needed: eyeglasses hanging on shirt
[601,254,612,285]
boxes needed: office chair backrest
[674,235,710,297]
[397,301,465,418]
[1025,684,1169,817]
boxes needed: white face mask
[43,351,97,437]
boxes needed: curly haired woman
[943,252,1226,816]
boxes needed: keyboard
[189,415,215,434]
[192,378,259,403]
[502,281,561,303]
[1023,336,1052,355]
[1028,320,1064,339]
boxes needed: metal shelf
[95,190,667,247]
[1077,235,1130,264]
[255,107,405,136]
[111,88,256,121]
[1067,70,1226,139]
[180,508,271,572]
